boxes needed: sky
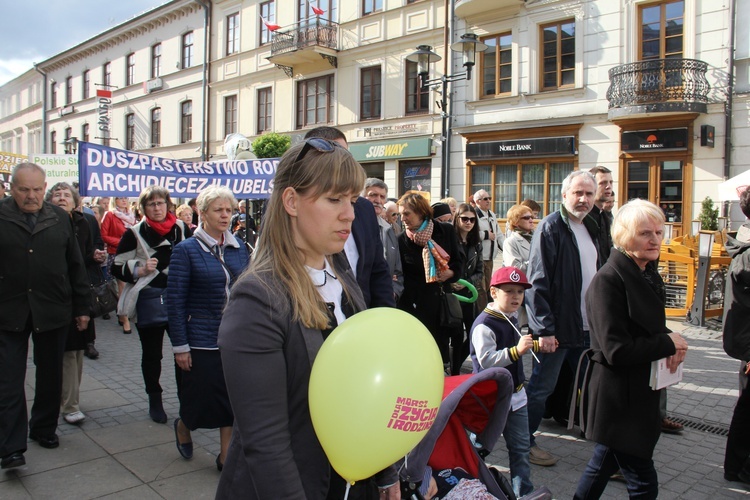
[0,0,165,86]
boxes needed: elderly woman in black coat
[573,199,688,499]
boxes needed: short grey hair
[611,199,665,251]
[473,190,489,202]
[560,170,596,195]
[11,162,46,184]
[364,177,388,194]
[45,182,80,208]
[196,185,237,213]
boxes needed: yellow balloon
[309,308,444,484]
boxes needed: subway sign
[467,136,576,159]
[350,138,432,162]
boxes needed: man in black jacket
[0,163,91,470]
[524,170,601,466]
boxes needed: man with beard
[524,170,601,466]
[588,166,614,262]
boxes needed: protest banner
[1,152,27,190]
[77,141,278,198]
[28,154,79,186]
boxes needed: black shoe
[216,454,223,472]
[1,452,25,469]
[29,433,59,449]
[84,343,99,360]
[148,393,167,424]
[173,419,193,459]
[102,313,111,320]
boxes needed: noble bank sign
[467,136,576,159]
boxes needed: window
[64,127,73,153]
[259,1,275,46]
[406,61,428,114]
[181,101,193,143]
[65,77,73,105]
[103,62,112,87]
[296,75,334,128]
[257,87,273,133]
[151,108,161,147]
[639,0,684,60]
[83,70,90,99]
[50,82,57,108]
[360,66,381,120]
[50,130,56,154]
[182,32,194,68]
[298,0,337,23]
[469,162,573,218]
[126,113,135,150]
[151,43,162,78]
[481,33,512,97]
[540,19,575,91]
[226,13,240,55]
[82,123,89,143]
[126,53,135,85]
[363,0,382,15]
[224,95,238,135]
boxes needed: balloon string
[495,309,540,363]
[343,482,351,500]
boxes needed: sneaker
[64,411,86,424]
[661,417,683,434]
[529,445,558,466]
[84,343,99,360]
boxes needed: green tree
[251,132,290,159]
[698,196,719,231]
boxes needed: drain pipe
[722,0,736,218]
[33,63,48,153]
[195,0,211,161]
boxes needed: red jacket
[101,211,128,254]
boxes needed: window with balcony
[226,13,240,55]
[469,162,574,218]
[259,1,275,46]
[182,32,194,68]
[360,66,381,120]
[296,75,334,128]
[298,0,337,23]
[181,101,193,143]
[257,87,273,133]
[406,61,428,114]
[151,108,161,147]
[639,0,684,60]
[65,76,73,105]
[481,33,512,97]
[126,53,135,86]
[50,130,56,154]
[152,43,162,78]
[83,70,90,99]
[126,113,135,150]
[225,95,238,135]
[50,82,57,109]
[363,0,382,15]
[82,123,89,143]
[103,62,112,88]
[540,19,575,91]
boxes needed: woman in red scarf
[396,192,463,373]
[101,196,137,334]
[112,186,192,423]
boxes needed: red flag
[261,17,280,31]
[311,2,324,15]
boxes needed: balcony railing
[270,18,338,57]
[606,58,710,118]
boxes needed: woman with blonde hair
[216,138,399,499]
[503,204,535,274]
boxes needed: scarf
[112,208,136,228]
[405,219,450,283]
[515,228,533,244]
[146,212,177,236]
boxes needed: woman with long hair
[101,196,136,334]
[112,186,192,424]
[216,139,399,499]
[450,202,483,374]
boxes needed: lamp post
[62,137,78,155]
[691,219,701,236]
[689,230,715,326]
[406,33,488,198]
[663,222,674,245]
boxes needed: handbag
[90,279,119,318]
[439,286,463,329]
[135,287,168,328]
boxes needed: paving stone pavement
[1,315,749,499]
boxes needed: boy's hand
[517,334,534,355]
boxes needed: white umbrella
[718,169,750,200]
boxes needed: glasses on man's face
[459,216,476,223]
[519,215,534,221]
[294,137,341,165]
[481,197,491,201]
[146,201,167,209]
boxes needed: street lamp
[691,219,701,236]
[63,137,78,154]
[689,230,715,326]
[663,222,674,244]
[406,33,488,198]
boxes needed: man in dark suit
[303,127,395,308]
[0,163,90,469]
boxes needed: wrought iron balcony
[267,19,339,77]
[606,58,710,119]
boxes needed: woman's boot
[148,392,167,423]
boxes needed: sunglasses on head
[459,216,476,223]
[294,137,342,164]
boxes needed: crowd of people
[1,132,748,500]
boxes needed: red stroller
[400,368,552,500]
